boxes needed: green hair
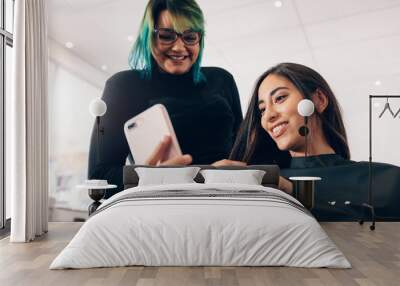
[129,0,206,84]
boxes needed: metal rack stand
[359,95,400,230]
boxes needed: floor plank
[0,222,399,286]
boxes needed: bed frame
[123,165,280,189]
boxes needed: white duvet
[50,183,351,269]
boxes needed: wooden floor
[0,222,399,286]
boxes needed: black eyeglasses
[153,28,201,46]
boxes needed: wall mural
[47,0,400,224]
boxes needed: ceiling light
[127,36,134,42]
[374,80,381,86]
[274,1,283,8]
[65,42,74,49]
[101,65,108,71]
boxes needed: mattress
[50,183,351,269]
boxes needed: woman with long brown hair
[229,62,349,166]
[225,63,400,221]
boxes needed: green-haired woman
[88,0,243,198]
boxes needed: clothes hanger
[378,97,395,118]
[394,105,400,118]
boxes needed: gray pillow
[200,169,266,185]
[135,167,201,186]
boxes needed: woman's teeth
[168,55,187,60]
[272,123,288,137]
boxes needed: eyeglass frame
[153,28,202,46]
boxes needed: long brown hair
[229,62,350,167]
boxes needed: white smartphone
[124,104,182,164]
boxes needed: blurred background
[46,0,400,221]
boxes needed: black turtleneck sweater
[280,154,400,221]
[88,67,242,197]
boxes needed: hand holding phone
[146,135,192,166]
[124,104,186,165]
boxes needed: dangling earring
[297,99,315,157]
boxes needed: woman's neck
[289,129,335,158]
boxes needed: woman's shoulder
[106,69,143,85]
[359,160,400,171]
[201,66,235,81]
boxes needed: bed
[50,165,350,269]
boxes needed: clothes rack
[361,95,400,230]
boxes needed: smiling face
[258,74,309,152]
[152,10,200,75]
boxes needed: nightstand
[77,184,117,215]
[289,176,321,210]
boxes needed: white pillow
[135,167,200,186]
[200,169,266,185]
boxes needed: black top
[88,66,243,198]
[288,154,353,169]
[281,154,400,221]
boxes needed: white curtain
[10,0,48,242]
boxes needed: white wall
[338,77,400,165]
[48,62,101,157]
[48,40,107,220]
